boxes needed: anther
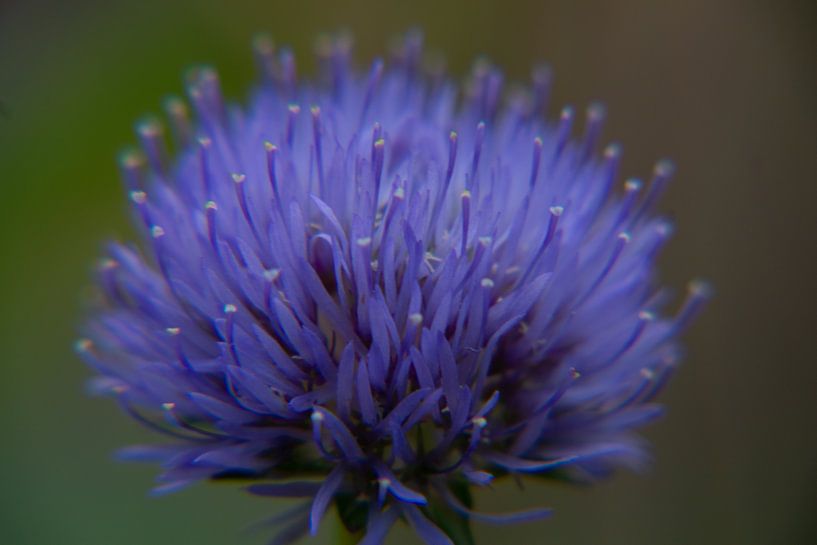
[161,402,176,411]
[223,303,237,314]
[166,327,181,335]
[638,310,656,321]
[480,277,494,288]
[130,190,147,205]
[689,279,713,298]
[604,143,621,160]
[150,225,165,238]
[624,178,642,192]
[408,313,423,326]
[231,173,246,183]
[263,268,281,282]
[99,258,118,271]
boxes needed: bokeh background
[1,0,815,544]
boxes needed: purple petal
[309,464,345,535]
[440,484,552,525]
[401,504,454,545]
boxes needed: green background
[1,1,815,544]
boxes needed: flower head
[79,33,708,544]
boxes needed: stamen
[372,133,385,205]
[580,102,605,160]
[285,104,300,148]
[119,149,146,191]
[197,137,213,198]
[279,48,297,96]
[673,280,712,332]
[635,159,676,220]
[471,121,486,180]
[531,64,553,116]
[311,106,325,196]
[460,189,472,255]
[360,59,384,122]
[164,97,192,147]
[551,106,574,168]
[252,34,276,83]
[264,141,282,208]
[446,130,459,184]
[137,118,167,175]
[529,137,543,188]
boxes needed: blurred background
[1,0,815,544]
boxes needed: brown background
[0,0,815,543]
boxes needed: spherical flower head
[78,32,709,544]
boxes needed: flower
[78,32,708,544]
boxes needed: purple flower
[78,32,708,544]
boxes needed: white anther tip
[638,310,656,321]
[129,190,147,204]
